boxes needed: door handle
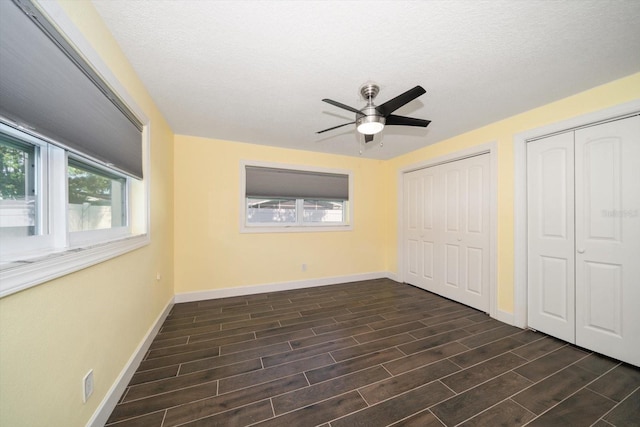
[577,248,586,254]
[457,237,462,242]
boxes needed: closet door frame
[397,142,500,322]
[513,99,640,329]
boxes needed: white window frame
[0,1,150,298]
[240,160,353,233]
[66,154,132,247]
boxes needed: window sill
[0,234,149,298]
[240,224,353,233]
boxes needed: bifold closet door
[527,132,576,343]
[574,116,640,366]
[404,154,490,312]
[528,115,640,366]
[404,166,438,293]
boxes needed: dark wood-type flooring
[106,279,640,427]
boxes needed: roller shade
[246,166,349,200]
[0,0,143,179]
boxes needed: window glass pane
[0,136,37,238]
[68,160,126,232]
[247,198,296,223]
[303,199,345,223]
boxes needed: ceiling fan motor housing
[356,105,385,134]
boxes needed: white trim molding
[87,297,174,427]
[175,272,395,303]
[396,142,500,321]
[512,99,640,329]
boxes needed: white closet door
[404,166,440,292]
[439,155,490,312]
[527,132,575,343]
[404,154,490,312]
[574,115,640,366]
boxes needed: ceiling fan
[317,84,431,143]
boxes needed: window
[0,135,38,238]
[242,163,352,232]
[0,0,149,297]
[67,159,127,232]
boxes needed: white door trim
[513,99,640,329]
[397,142,500,322]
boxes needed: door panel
[440,155,490,311]
[527,132,575,343]
[403,154,490,312]
[575,115,640,366]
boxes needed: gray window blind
[246,166,349,200]
[0,0,143,179]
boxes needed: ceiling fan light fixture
[356,115,385,135]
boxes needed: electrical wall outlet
[83,369,94,403]
[301,263,307,272]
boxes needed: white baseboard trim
[175,272,395,303]
[87,296,174,427]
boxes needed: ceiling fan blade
[385,115,431,128]
[316,121,355,134]
[375,86,426,117]
[322,99,363,115]
[365,134,374,143]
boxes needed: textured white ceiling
[91,0,640,159]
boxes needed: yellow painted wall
[0,1,637,425]
[173,136,388,294]
[386,72,640,314]
[0,1,174,426]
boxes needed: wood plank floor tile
[137,347,221,372]
[252,391,368,427]
[174,399,274,427]
[440,352,528,393]
[587,363,640,401]
[330,334,413,362]
[388,410,445,427]
[306,348,404,384]
[105,410,166,427]
[457,324,523,348]
[457,399,536,427]
[359,359,460,405]
[124,358,262,402]
[129,365,179,386]
[525,388,617,427]
[430,372,533,426]
[163,374,307,427]
[311,315,386,334]
[219,329,310,355]
[383,342,469,375]
[179,342,292,375]
[107,380,219,424]
[510,336,567,361]
[218,353,333,393]
[512,364,599,414]
[272,365,390,415]
[603,388,640,426]
[289,325,372,349]
[261,337,357,368]
[331,381,454,427]
[397,329,471,355]
[409,317,476,339]
[573,353,620,375]
[514,345,590,382]
[448,336,526,368]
